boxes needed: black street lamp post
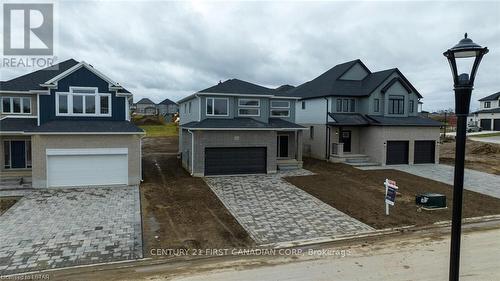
[443,33,488,281]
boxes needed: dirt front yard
[286,158,500,229]
[0,197,18,216]
[440,139,500,175]
[140,137,254,258]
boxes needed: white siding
[295,98,328,124]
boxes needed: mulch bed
[286,158,500,229]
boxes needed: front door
[277,135,289,158]
[10,141,26,168]
[340,130,352,153]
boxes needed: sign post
[384,179,398,215]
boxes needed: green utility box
[416,193,447,209]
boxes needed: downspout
[188,129,194,175]
[324,97,330,160]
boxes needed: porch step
[345,156,371,163]
[277,159,303,171]
[344,162,381,167]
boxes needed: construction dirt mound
[133,116,165,126]
[469,143,500,155]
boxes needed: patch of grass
[140,123,178,137]
[471,132,500,138]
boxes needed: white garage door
[47,148,128,187]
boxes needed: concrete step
[345,157,371,163]
[277,160,303,171]
[0,177,22,185]
[345,162,381,167]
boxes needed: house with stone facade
[288,59,441,166]
[178,79,306,176]
[472,91,500,131]
[0,59,144,188]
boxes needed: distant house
[472,92,500,131]
[133,98,178,116]
[134,98,157,115]
[158,98,179,116]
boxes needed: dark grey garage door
[386,141,409,165]
[414,140,435,164]
[205,147,267,176]
[494,119,500,131]
[480,119,492,130]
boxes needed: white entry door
[46,148,128,187]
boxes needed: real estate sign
[384,179,398,215]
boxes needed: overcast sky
[2,1,499,111]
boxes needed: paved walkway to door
[0,186,142,275]
[359,164,500,199]
[204,170,374,245]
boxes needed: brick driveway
[0,186,142,275]
[204,170,373,245]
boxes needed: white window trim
[270,100,290,109]
[55,86,112,117]
[238,108,260,117]
[484,101,491,108]
[206,97,229,116]
[270,109,290,117]
[238,98,260,107]
[1,97,32,115]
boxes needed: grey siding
[301,124,327,159]
[338,63,369,80]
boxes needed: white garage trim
[46,148,128,156]
[46,148,129,187]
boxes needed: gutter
[187,129,194,175]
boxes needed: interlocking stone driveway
[0,186,142,275]
[204,170,374,245]
[359,164,500,199]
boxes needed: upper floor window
[301,101,306,110]
[188,102,192,113]
[388,95,404,115]
[409,100,414,113]
[56,87,111,116]
[1,97,31,114]
[484,101,491,108]
[206,97,228,116]
[270,100,290,117]
[374,99,380,112]
[238,98,260,117]
[336,98,355,113]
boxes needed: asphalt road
[169,225,500,281]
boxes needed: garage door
[480,119,492,130]
[494,119,500,131]
[414,140,435,164]
[386,141,409,165]
[47,148,128,187]
[205,147,266,176]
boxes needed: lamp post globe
[443,34,488,281]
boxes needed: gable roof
[275,84,295,92]
[136,98,155,104]
[198,79,277,95]
[479,92,500,101]
[0,59,131,94]
[288,60,422,99]
[159,98,177,105]
[0,59,79,91]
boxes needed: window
[238,99,260,107]
[301,101,306,110]
[206,97,228,116]
[188,102,192,113]
[1,97,32,114]
[374,99,380,112]
[184,104,187,113]
[336,98,355,113]
[310,126,314,139]
[409,100,414,113]
[56,87,111,116]
[388,95,405,114]
[484,101,491,108]
[3,141,9,169]
[271,100,290,108]
[238,98,260,116]
[239,108,260,116]
[270,100,290,117]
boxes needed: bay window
[56,87,111,116]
